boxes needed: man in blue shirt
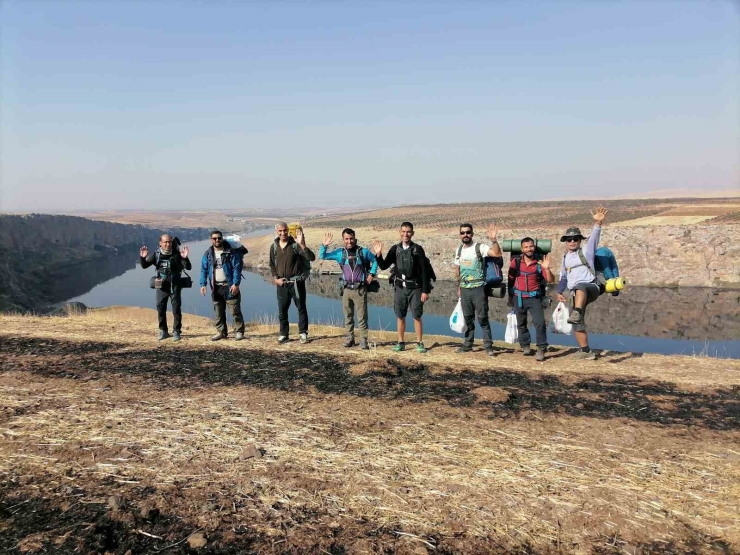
[319,228,378,349]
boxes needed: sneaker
[343,335,355,348]
[359,338,369,350]
[535,349,545,362]
[416,342,427,353]
[572,349,597,360]
[299,333,309,344]
[567,311,583,325]
[456,346,472,354]
[210,333,226,342]
[158,330,170,340]
[277,335,289,344]
[234,332,244,341]
[173,332,181,342]
[522,346,533,356]
[392,342,406,352]
[485,347,496,357]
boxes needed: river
[65,239,740,358]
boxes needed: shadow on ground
[1,335,738,430]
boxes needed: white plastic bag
[504,311,519,344]
[550,301,573,335]
[225,234,243,249]
[449,299,466,334]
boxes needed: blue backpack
[568,246,621,297]
[456,243,503,287]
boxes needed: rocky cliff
[0,214,208,311]
[253,223,740,288]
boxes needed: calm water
[66,239,740,358]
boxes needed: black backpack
[389,243,436,289]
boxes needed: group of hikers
[140,207,610,361]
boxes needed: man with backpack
[269,221,316,344]
[556,207,608,359]
[507,238,555,361]
[319,228,378,350]
[140,234,192,341]
[199,230,245,341]
[453,223,503,356]
[371,222,433,353]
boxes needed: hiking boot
[210,333,226,341]
[522,346,534,356]
[572,349,597,360]
[299,333,309,344]
[359,338,369,350]
[158,330,170,341]
[392,342,406,352]
[277,335,289,344]
[343,335,355,348]
[567,310,583,325]
[416,342,427,353]
[485,347,496,357]
[173,332,181,342]
[456,346,472,354]
[535,349,545,362]
[234,332,244,341]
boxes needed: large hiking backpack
[455,243,503,287]
[270,240,311,280]
[511,255,547,304]
[389,243,436,290]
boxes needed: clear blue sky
[1,1,738,212]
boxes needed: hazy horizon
[1,1,738,212]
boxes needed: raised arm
[485,223,502,257]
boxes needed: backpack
[389,243,436,289]
[563,246,621,296]
[512,255,547,297]
[270,240,311,280]
[152,237,193,288]
[455,243,503,287]
[338,247,380,294]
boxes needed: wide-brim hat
[560,226,585,242]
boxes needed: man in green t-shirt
[454,223,503,356]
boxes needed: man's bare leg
[413,318,423,343]
[397,318,405,343]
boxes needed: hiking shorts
[394,286,423,319]
[571,282,601,332]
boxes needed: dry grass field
[1,308,739,554]
[303,199,740,232]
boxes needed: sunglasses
[565,237,580,242]
[460,231,472,236]
[211,237,223,241]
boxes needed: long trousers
[212,285,244,335]
[155,286,182,333]
[277,281,308,337]
[342,285,368,339]
[461,286,492,349]
[515,296,548,349]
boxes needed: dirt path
[1,308,739,554]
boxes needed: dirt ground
[1,308,739,554]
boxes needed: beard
[462,237,473,245]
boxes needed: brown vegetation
[1,308,739,554]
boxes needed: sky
[1,1,738,212]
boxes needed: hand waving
[486,223,498,240]
[322,232,333,247]
[540,253,551,270]
[593,206,608,224]
[139,246,148,258]
[371,240,383,257]
[180,245,189,258]
[295,228,305,245]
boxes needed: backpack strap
[577,248,595,277]
[474,242,483,263]
[455,245,462,259]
